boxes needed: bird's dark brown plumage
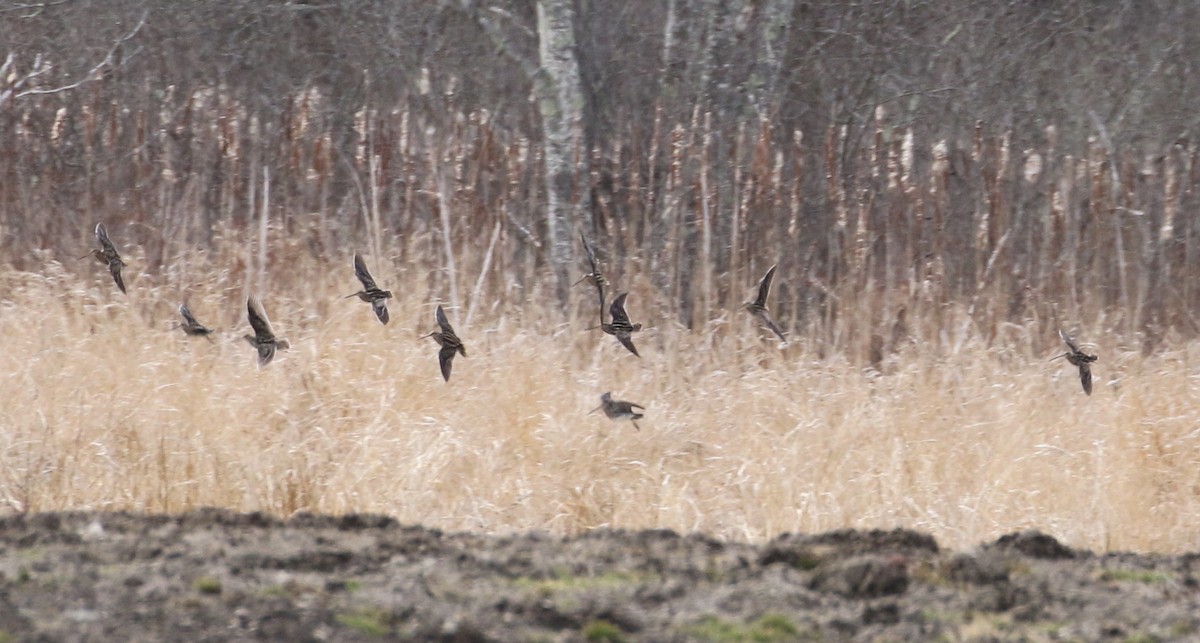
[421,305,467,381]
[345,253,392,325]
[1057,329,1097,395]
[575,232,608,327]
[744,264,786,343]
[243,295,290,367]
[601,292,642,357]
[590,392,646,430]
[87,223,127,294]
[179,303,214,338]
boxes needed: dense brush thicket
[3,1,1200,358]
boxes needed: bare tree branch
[446,1,537,78]
[0,52,52,107]
[12,10,147,99]
[0,0,72,18]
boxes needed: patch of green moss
[193,576,222,595]
[1031,620,1068,637]
[685,616,742,642]
[259,580,319,599]
[261,584,291,598]
[910,560,950,586]
[918,608,958,624]
[1005,560,1033,576]
[959,612,1014,638]
[336,607,390,638]
[15,548,44,563]
[788,551,823,571]
[684,613,805,642]
[1098,568,1172,584]
[754,614,800,640]
[582,619,627,642]
[1168,621,1196,638]
[513,570,648,593]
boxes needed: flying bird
[574,232,607,324]
[744,264,786,343]
[601,292,642,357]
[589,392,646,430]
[420,305,467,381]
[84,223,126,294]
[1054,329,1097,395]
[178,303,214,339]
[345,253,393,324]
[243,295,290,367]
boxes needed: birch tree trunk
[535,0,587,304]
[745,0,795,118]
[658,0,794,305]
[453,0,587,306]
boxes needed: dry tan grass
[2,251,1200,554]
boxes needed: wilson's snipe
[420,305,467,381]
[602,292,642,357]
[1054,329,1097,395]
[574,232,607,321]
[179,303,214,338]
[84,223,127,294]
[589,392,646,430]
[243,295,290,367]
[744,264,786,343]
[345,253,393,325]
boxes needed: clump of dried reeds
[1,252,1199,553]
[2,82,1199,553]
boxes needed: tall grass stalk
[1,258,1199,552]
[3,83,1200,552]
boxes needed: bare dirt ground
[1,510,1198,642]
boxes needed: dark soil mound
[1,510,1197,641]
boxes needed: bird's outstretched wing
[372,299,389,325]
[438,344,456,381]
[435,305,455,335]
[1058,329,1081,353]
[757,311,787,342]
[609,293,632,326]
[180,304,199,327]
[353,253,379,291]
[615,332,640,357]
[256,343,277,368]
[95,223,118,256]
[581,232,602,277]
[754,264,777,309]
[1078,363,1093,395]
[247,296,276,342]
[581,233,607,320]
[108,261,126,294]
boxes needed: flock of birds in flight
[84,222,1098,429]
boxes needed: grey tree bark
[535,0,587,304]
[745,0,795,118]
[455,0,587,305]
[656,1,797,308]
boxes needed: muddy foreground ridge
[1,509,1198,641]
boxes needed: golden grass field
[2,244,1199,555]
